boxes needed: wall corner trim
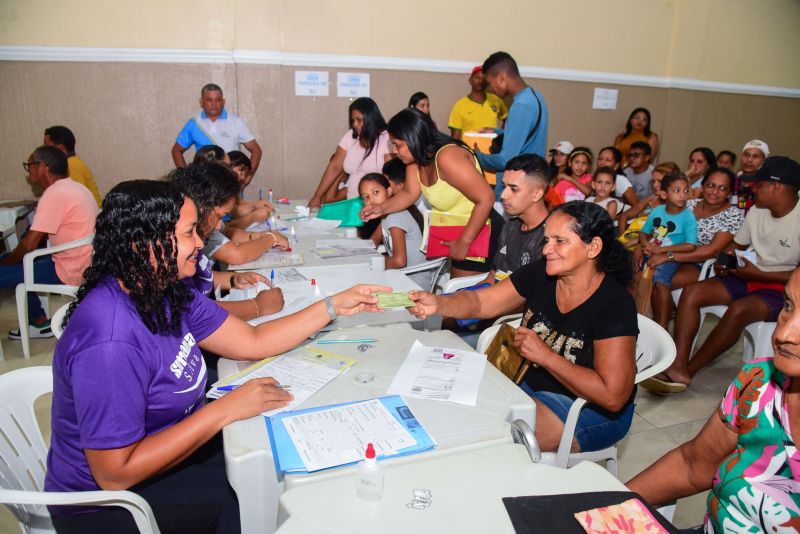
[1,46,798,99]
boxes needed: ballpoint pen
[270,269,275,287]
[316,338,377,345]
[217,384,292,392]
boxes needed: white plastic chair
[440,273,486,294]
[0,366,160,534]
[398,257,448,293]
[50,303,71,340]
[481,314,675,476]
[15,234,92,358]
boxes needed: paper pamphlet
[265,395,436,473]
[387,340,487,406]
[207,347,357,416]
[228,251,304,271]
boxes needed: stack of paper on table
[228,251,304,271]
[312,238,378,259]
[266,395,435,473]
[387,340,487,406]
[207,347,357,416]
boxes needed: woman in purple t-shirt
[46,181,387,533]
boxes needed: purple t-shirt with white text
[44,277,228,495]
[184,249,215,296]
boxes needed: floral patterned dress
[707,358,800,532]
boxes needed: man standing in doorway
[473,52,548,202]
[171,83,263,174]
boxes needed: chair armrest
[442,273,486,293]
[555,397,588,468]
[22,234,94,283]
[0,488,160,534]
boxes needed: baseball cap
[550,141,574,155]
[742,156,800,187]
[742,139,769,157]
[471,66,482,76]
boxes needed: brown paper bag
[634,264,654,315]
[485,323,531,384]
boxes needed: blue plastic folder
[264,395,435,474]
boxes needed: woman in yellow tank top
[361,108,499,277]
[614,107,660,167]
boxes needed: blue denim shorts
[520,382,635,452]
[652,260,680,288]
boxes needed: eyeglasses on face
[22,161,43,172]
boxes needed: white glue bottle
[268,188,274,203]
[311,278,321,298]
[357,443,383,501]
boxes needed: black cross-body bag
[490,87,542,154]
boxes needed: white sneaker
[8,321,54,340]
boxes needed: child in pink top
[553,147,593,202]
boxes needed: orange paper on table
[426,224,490,260]
[462,131,497,185]
[574,498,670,534]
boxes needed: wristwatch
[666,251,675,261]
[324,295,338,322]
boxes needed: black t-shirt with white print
[509,261,639,413]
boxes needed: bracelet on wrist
[250,297,260,318]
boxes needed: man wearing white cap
[732,139,769,213]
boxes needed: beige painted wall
[2,0,800,87]
[1,60,798,201]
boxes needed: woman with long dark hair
[408,202,638,453]
[308,97,393,207]
[361,108,500,277]
[45,180,387,533]
[613,107,660,166]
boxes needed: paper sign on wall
[337,73,370,97]
[592,88,618,110]
[295,71,329,97]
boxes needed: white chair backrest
[399,257,448,292]
[0,367,53,520]
[441,273,486,294]
[634,314,677,383]
[51,303,71,340]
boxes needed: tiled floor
[0,290,744,532]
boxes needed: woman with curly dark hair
[45,180,388,533]
[407,202,638,453]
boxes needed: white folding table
[276,443,629,533]
[227,265,423,330]
[219,323,535,534]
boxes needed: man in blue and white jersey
[171,83,263,173]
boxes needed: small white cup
[344,227,357,238]
[370,255,385,272]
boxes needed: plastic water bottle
[356,443,383,501]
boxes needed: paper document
[305,218,340,230]
[229,251,304,271]
[387,340,487,406]
[208,348,357,416]
[316,238,375,249]
[376,292,414,308]
[273,267,307,284]
[312,246,379,259]
[282,398,418,471]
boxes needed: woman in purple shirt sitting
[45,180,387,533]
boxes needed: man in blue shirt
[473,52,549,202]
[171,84,263,174]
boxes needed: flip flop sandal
[641,376,688,395]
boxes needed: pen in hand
[217,383,292,392]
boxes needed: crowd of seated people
[7,46,799,533]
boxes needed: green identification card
[376,292,414,308]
